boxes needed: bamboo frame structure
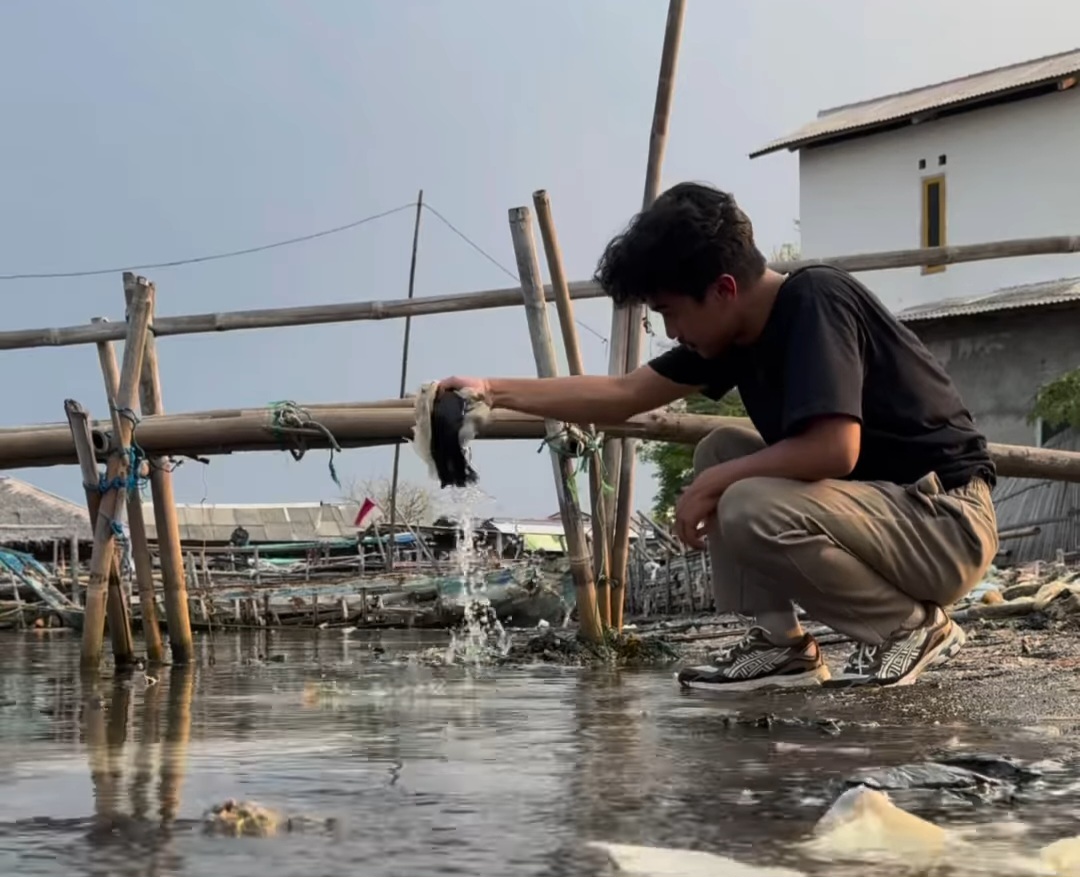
[125,274,194,664]
[0,234,1077,352]
[79,282,154,669]
[65,399,135,666]
[92,316,164,664]
[0,200,1077,664]
[532,188,613,628]
[4,404,1080,483]
[607,0,687,632]
[509,204,604,644]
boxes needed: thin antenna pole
[388,190,424,560]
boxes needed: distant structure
[752,48,1080,312]
[0,475,90,566]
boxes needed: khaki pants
[695,426,999,644]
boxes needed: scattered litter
[587,841,806,876]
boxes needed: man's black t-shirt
[647,264,996,490]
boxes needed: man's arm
[703,415,860,486]
[441,365,700,424]
[674,415,859,548]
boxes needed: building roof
[750,47,1080,158]
[0,476,92,543]
[897,276,1080,323]
[141,501,362,544]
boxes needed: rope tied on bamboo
[267,400,343,487]
[84,406,148,578]
[537,424,614,499]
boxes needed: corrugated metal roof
[750,48,1080,158]
[897,276,1080,323]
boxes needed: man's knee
[717,477,795,557]
[692,425,765,475]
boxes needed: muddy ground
[493,609,1080,730]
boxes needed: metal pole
[388,190,424,564]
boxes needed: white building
[750,48,1080,312]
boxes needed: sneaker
[675,627,832,692]
[825,604,966,688]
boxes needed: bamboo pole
[92,317,165,663]
[3,403,1080,485]
[509,204,603,644]
[63,400,135,665]
[389,189,424,560]
[532,188,613,627]
[79,281,154,669]
[608,0,688,631]
[125,274,194,664]
[0,234,1079,352]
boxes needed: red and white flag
[354,497,384,530]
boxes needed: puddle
[1,628,1080,876]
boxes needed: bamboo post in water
[65,400,135,665]
[508,204,603,644]
[125,273,194,664]
[79,281,154,669]
[608,0,688,631]
[91,317,165,663]
[531,188,613,627]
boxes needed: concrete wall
[798,85,1080,312]
[906,305,1080,446]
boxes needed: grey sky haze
[1,1,1078,520]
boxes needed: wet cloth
[412,381,490,488]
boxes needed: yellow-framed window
[921,174,946,275]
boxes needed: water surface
[0,628,1076,876]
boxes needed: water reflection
[81,665,194,875]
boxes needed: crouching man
[439,182,998,690]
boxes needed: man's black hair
[593,182,767,306]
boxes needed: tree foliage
[345,475,435,525]
[1029,367,1080,432]
[638,391,748,524]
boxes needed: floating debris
[202,799,336,838]
[498,626,681,667]
[842,762,1015,810]
[587,841,806,876]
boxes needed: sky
[1,0,1079,522]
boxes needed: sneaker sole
[823,621,967,690]
[674,664,832,693]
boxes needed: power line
[0,203,418,280]
[0,194,609,347]
[421,203,609,347]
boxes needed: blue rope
[81,409,149,580]
[91,445,149,496]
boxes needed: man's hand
[437,376,492,400]
[673,469,727,550]
[670,416,861,550]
